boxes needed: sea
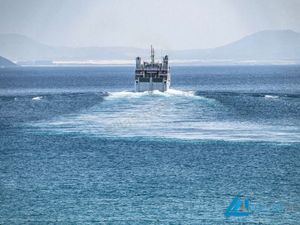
[0,65,299,224]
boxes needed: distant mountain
[0,33,148,62]
[207,30,300,61]
[0,33,53,61]
[0,30,300,64]
[0,56,17,67]
[167,30,300,62]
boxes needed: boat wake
[107,89,200,99]
[28,89,300,143]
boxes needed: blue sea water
[0,65,299,224]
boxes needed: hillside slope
[0,30,299,63]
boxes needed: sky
[0,0,299,50]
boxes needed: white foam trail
[32,96,43,101]
[107,89,200,99]
[107,91,148,99]
[165,89,196,97]
[264,95,279,99]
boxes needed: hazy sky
[0,0,299,49]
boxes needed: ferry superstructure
[135,46,170,92]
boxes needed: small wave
[264,95,279,99]
[32,96,43,101]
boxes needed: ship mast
[151,45,155,64]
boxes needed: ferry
[135,46,170,92]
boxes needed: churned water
[0,66,299,224]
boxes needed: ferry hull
[135,79,170,92]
